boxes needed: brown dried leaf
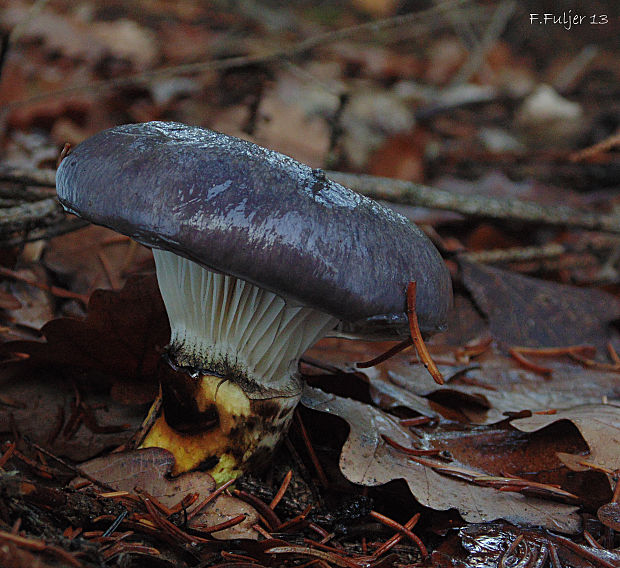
[301,386,580,532]
[194,495,259,540]
[2,5,158,69]
[73,447,215,504]
[74,448,259,539]
[512,404,620,479]
[459,258,620,351]
[44,226,153,294]
[309,339,619,425]
[437,171,584,208]
[598,502,620,531]
[1,267,54,331]
[0,372,143,461]
[1,274,169,404]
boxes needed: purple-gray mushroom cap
[56,121,452,338]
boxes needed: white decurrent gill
[153,249,338,393]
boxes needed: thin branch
[327,171,620,234]
[570,131,620,162]
[0,165,56,188]
[458,243,566,264]
[451,0,517,85]
[0,217,89,247]
[0,198,62,234]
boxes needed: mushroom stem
[140,250,337,480]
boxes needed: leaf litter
[302,386,581,532]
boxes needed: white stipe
[153,249,337,391]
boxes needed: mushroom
[56,121,452,482]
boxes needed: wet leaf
[459,523,620,568]
[308,339,620,425]
[385,358,620,425]
[512,404,620,481]
[301,386,580,532]
[598,502,620,531]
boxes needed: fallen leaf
[436,171,585,208]
[2,6,158,69]
[340,88,415,168]
[74,448,259,539]
[44,225,153,295]
[0,372,143,461]
[459,258,620,351]
[73,448,215,503]
[1,266,54,331]
[1,275,169,404]
[91,19,158,69]
[376,354,620,424]
[512,404,620,482]
[368,132,427,183]
[301,386,580,532]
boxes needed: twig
[372,513,420,557]
[381,434,441,457]
[369,510,427,558]
[233,489,281,531]
[499,535,529,568]
[193,513,246,534]
[0,530,83,568]
[0,265,90,304]
[265,545,361,568]
[552,534,618,568]
[508,348,553,377]
[570,131,620,162]
[451,0,517,85]
[554,45,599,93]
[400,416,433,427]
[459,243,566,265]
[327,172,620,234]
[356,338,412,368]
[0,165,56,187]
[269,470,293,510]
[101,510,128,538]
[0,198,63,234]
[294,409,329,488]
[186,478,236,521]
[0,218,89,247]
